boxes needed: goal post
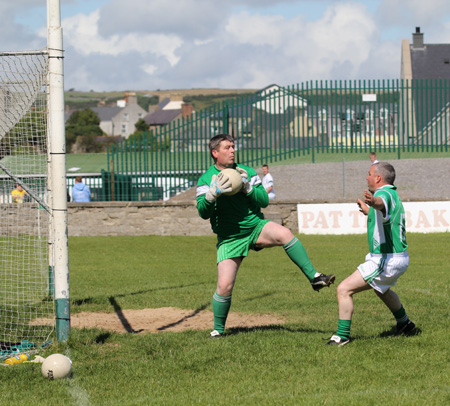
[47,0,70,343]
[0,0,69,361]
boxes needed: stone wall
[0,204,49,236]
[68,201,300,237]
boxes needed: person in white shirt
[262,164,276,200]
[369,152,379,165]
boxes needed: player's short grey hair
[373,162,396,185]
[209,134,235,160]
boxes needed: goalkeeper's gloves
[205,173,232,202]
[236,167,253,195]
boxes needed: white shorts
[357,252,409,294]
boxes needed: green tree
[126,119,150,148]
[126,131,170,152]
[137,95,159,111]
[134,118,150,133]
[65,108,103,153]
[75,133,104,153]
[66,108,101,127]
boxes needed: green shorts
[216,219,269,263]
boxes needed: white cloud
[304,3,377,76]
[4,0,450,91]
[0,2,46,51]
[226,12,288,47]
[224,3,380,84]
[63,10,183,66]
[98,0,227,40]
[194,38,214,46]
[140,64,157,76]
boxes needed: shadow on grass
[345,326,423,343]
[72,281,209,308]
[95,332,111,344]
[378,326,422,338]
[222,323,421,340]
[108,296,144,334]
[105,298,213,334]
[157,302,210,331]
[241,292,276,302]
[224,324,330,336]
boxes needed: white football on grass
[41,354,72,379]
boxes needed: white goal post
[0,0,69,361]
[47,0,70,344]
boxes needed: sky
[3,0,450,92]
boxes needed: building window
[121,124,127,133]
[123,113,129,121]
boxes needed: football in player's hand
[220,168,243,196]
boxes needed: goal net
[0,50,54,360]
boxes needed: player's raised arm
[357,198,369,216]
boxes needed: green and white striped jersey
[367,185,408,254]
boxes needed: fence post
[110,159,115,201]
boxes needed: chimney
[125,91,137,105]
[412,27,424,49]
[182,103,194,118]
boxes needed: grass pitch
[0,233,449,405]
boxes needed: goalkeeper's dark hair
[209,134,235,160]
[373,162,396,185]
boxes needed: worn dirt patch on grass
[33,307,285,334]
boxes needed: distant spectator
[72,176,91,202]
[11,184,26,203]
[369,152,379,165]
[262,164,276,200]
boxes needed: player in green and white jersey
[197,134,335,338]
[327,162,416,346]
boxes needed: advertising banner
[297,201,450,234]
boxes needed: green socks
[283,237,316,281]
[335,307,408,340]
[336,319,352,340]
[393,305,409,326]
[212,292,232,333]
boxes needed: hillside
[135,88,257,98]
[64,88,258,111]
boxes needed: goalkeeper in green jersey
[327,162,416,346]
[196,134,335,338]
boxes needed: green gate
[107,79,450,201]
[101,170,164,201]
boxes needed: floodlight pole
[47,0,70,342]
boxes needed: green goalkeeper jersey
[196,164,269,241]
[367,185,408,254]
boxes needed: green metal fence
[66,173,174,202]
[106,79,449,201]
